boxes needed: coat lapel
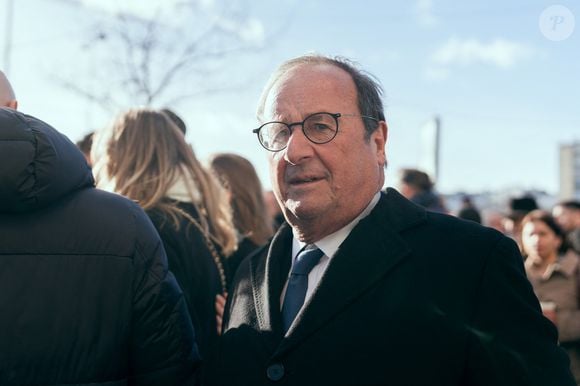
[272,189,426,357]
[251,223,293,336]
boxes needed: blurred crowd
[395,168,580,379]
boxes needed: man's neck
[289,192,381,244]
[291,220,333,244]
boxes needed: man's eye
[311,123,332,132]
[273,129,290,140]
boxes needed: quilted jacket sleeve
[128,205,201,386]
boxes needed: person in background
[209,152,274,281]
[212,53,574,386]
[504,195,539,254]
[522,210,580,384]
[91,108,237,364]
[76,131,94,166]
[162,107,188,135]
[0,108,199,385]
[398,167,447,213]
[0,70,18,109]
[457,195,482,224]
[553,200,580,255]
[482,210,507,233]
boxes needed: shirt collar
[292,192,381,260]
[525,250,579,280]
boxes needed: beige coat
[526,250,580,384]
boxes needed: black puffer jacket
[147,202,224,362]
[0,108,200,386]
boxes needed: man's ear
[372,121,388,165]
[7,100,17,110]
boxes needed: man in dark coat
[0,108,200,385]
[211,55,575,386]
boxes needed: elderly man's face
[261,63,386,239]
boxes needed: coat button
[266,363,285,381]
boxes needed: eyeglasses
[253,112,378,152]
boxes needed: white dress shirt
[280,192,381,332]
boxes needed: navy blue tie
[281,246,324,332]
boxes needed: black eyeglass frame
[253,112,378,152]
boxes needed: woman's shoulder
[147,200,200,222]
[175,201,201,218]
[559,250,580,273]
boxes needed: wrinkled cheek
[270,159,286,199]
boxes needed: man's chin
[284,199,322,221]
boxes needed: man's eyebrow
[267,111,331,122]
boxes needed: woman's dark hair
[522,209,568,253]
[556,200,580,211]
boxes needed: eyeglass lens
[259,113,337,151]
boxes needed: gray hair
[256,54,385,139]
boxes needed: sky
[2,0,579,195]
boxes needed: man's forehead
[262,63,357,119]
[275,63,353,91]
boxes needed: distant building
[419,116,441,183]
[559,142,580,199]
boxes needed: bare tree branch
[52,74,119,112]
[58,0,279,111]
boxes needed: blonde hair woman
[92,108,236,359]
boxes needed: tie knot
[291,247,324,275]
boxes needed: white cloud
[431,37,534,69]
[423,37,535,82]
[415,0,439,28]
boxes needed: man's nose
[284,125,314,165]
